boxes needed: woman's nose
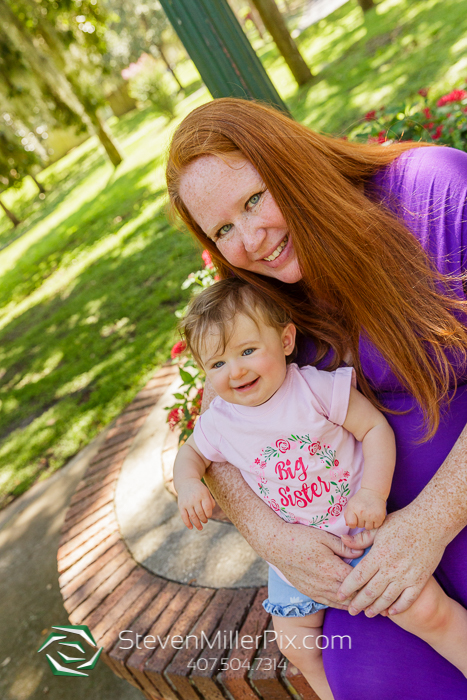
[240,220,266,253]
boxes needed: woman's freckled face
[178,154,302,283]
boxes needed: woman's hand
[337,505,448,616]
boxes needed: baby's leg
[272,610,334,700]
[387,575,467,676]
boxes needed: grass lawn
[0,0,466,508]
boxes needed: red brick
[249,621,291,700]
[63,549,130,611]
[60,540,127,599]
[86,454,126,477]
[144,588,215,700]
[58,531,121,587]
[219,587,270,700]
[285,664,319,700]
[74,464,121,495]
[58,512,117,560]
[91,570,155,641]
[60,503,114,543]
[58,519,119,574]
[97,577,166,651]
[165,589,235,700]
[190,588,257,700]
[68,559,138,624]
[109,581,179,667]
[116,405,153,427]
[70,474,119,505]
[63,485,116,525]
[90,437,134,465]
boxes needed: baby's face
[200,313,296,407]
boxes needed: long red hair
[166,98,467,437]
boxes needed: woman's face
[178,154,302,283]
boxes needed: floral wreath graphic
[252,434,351,529]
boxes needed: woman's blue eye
[248,193,261,206]
[218,223,233,237]
[243,348,255,356]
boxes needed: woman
[166,98,467,699]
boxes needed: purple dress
[301,147,467,699]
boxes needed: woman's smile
[179,154,302,283]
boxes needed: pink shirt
[194,364,364,539]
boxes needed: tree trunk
[250,0,313,86]
[0,198,20,226]
[246,3,266,40]
[0,1,123,167]
[358,0,375,11]
[155,42,184,92]
[31,175,45,194]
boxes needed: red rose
[270,500,280,511]
[171,340,186,359]
[432,125,444,140]
[437,89,467,107]
[276,439,290,453]
[201,249,214,269]
[334,459,339,467]
[187,419,195,431]
[339,496,348,506]
[364,110,377,121]
[328,503,343,517]
[418,88,429,97]
[308,441,321,456]
[343,471,350,478]
[168,408,182,429]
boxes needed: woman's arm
[337,421,467,616]
[201,379,365,608]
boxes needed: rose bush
[349,81,467,151]
[165,251,217,443]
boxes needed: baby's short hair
[181,277,294,368]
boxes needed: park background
[0,0,466,698]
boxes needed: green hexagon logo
[37,625,103,677]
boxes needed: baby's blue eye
[242,348,255,356]
[212,360,225,369]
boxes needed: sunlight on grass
[0,0,466,506]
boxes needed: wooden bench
[57,364,317,700]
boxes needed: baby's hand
[177,478,216,531]
[344,488,387,530]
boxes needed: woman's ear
[282,323,296,356]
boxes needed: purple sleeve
[371,146,467,280]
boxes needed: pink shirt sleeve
[300,365,356,425]
[193,407,226,463]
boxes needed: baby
[173,277,467,700]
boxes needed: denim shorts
[263,549,370,618]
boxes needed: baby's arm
[342,387,396,530]
[173,434,216,531]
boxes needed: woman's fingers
[324,531,365,559]
[341,528,377,550]
[362,581,404,617]
[388,585,424,616]
[337,554,380,603]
